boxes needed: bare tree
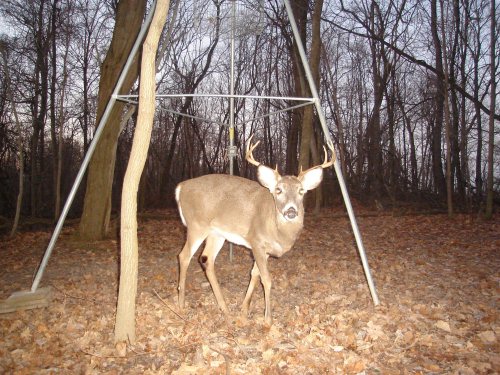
[78,0,147,241]
[115,0,170,345]
[439,0,454,215]
[1,41,24,236]
[485,0,497,218]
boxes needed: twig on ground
[153,289,192,324]
[51,283,101,304]
[209,346,232,375]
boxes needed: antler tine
[319,145,336,169]
[245,134,261,167]
[298,144,336,177]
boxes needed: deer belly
[212,228,252,249]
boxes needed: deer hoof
[264,315,273,327]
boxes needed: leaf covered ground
[0,209,498,374]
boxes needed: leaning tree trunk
[114,0,171,344]
[78,0,147,241]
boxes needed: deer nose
[284,207,298,219]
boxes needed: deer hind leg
[178,229,206,309]
[241,261,260,317]
[200,234,228,314]
[254,252,272,325]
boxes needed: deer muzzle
[283,206,298,220]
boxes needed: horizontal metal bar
[236,101,313,126]
[119,100,314,130]
[114,93,316,102]
[116,97,139,105]
[160,107,227,127]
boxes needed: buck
[175,137,334,325]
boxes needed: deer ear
[257,165,279,192]
[299,167,323,191]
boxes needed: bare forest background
[0,0,498,235]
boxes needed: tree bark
[78,0,147,241]
[2,45,24,237]
[115,0,171,344]
[366,1,389,199]
[295,0,324,211]
[299,0,323,172]
[55,25,71,220]
[31,0,50,218]
[430,0,447,198]
[472,2,484,205]
[439,0,454,216]
[284,0,307,175]
[50,0,59,221]
[485,0,496,219]
[331,82,347,182]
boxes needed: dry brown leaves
[0,209,498,374]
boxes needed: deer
[175,136,334,325]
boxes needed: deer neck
[263,208,303,257]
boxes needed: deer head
[246,135,334,223]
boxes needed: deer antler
[298,144,336,178]
[319,145,336,169]
[245,134,261,167]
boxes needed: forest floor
[0,208,498,374]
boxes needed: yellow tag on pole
[229,126,234,140]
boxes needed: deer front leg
[200,234,229,315]
[254,252,272,325]
[241,261,260,317]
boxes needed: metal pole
[228,0,237,261]
[283,0,380,305]
[120,93,316,101]
[30,0,158,292]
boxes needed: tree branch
[322,16,500,121]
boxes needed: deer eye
[299,188,305,195]
[275,187,282,194]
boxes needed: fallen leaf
[115,341,127,357]
[477,331,496,345]
[435,320,451,333]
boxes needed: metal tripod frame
[29,0,380,306]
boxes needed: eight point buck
[175,137,334,325]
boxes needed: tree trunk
[439,0,454,216]
[430,0,447,198]
[50,0,59,221]
[472,6,483,206]
[2,46,24,237]
[55,27,71,220]
[299,0,323,172]
[31,0,50,218]
[485,0,496,219]
[397,87,418,191]
[285,0,307,175]
[78,0,147,241]
[386,69,398,195]
[366,2,388,199]
[331,84,348,182]
[115,0,171,344]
